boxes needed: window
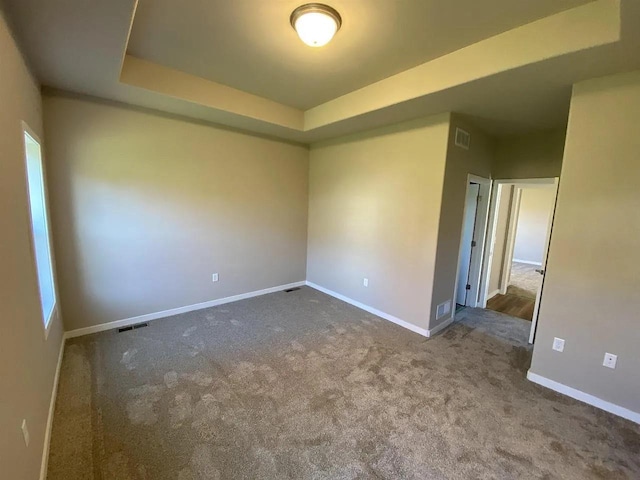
[23,127,57,330]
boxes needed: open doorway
[454,175,491,310]
[478,178,559,344]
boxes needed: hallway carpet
[47,287,639,479]
[507,262,542,299]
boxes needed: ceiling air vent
[455,128,470,150]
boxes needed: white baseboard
[527,371,640,425]
[427,315,455,337]
[65,281,306,339]
[305,281,430,337]
[40,334,66,480]
[512,259,543,266]
[487,289,500,299]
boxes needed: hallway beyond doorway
[486,292,534,321]
[486,261,539,321]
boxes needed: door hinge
[465,284,471,290]
[471,240,477,247]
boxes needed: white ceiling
[127,0,592,109]
[3,0,640,143]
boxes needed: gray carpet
[48,287,640,479]
[507,262,542,299]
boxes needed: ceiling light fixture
[290,3,342,47]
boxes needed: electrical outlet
[363,278,369,287]
[21,419,29,447]
[603,353,617,369]
[212,273,219,282]
[552,337,565,352]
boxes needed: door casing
[452,174,492,310]
[478,177,560,344]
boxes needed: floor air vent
[118,322,149,333]
[436,300,451,320]
[284,287,301,293]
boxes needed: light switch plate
[363,278,368,287]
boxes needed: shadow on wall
[429,115,494,330]
[512,186,556,265]
[43,94,310,331]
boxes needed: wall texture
[430,115,495,329]
[512,187,555,264]
[0,10,64,480]
[493,129,565,179]
[530,70,640,416]
[43,94,309,331]
[307,115,450,331]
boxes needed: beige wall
[513,187,555,264]
[307,115,451,331]
[0,10,64,480]
[488,185,513,294]
[494,129,565,180]
[530,70,640,415]
[430,115,495,328]
[43,94,309,331]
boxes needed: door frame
[452,174,492,310]
[500,187,523,294]
[478,177,559,344]
[529,178,560,343]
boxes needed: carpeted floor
[48,287,640,479]
[507,262,542,299]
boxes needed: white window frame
[22,121,58,339]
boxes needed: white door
[456,183,480,306]
[528,179,560,344]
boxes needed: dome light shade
[290,4,342,47]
